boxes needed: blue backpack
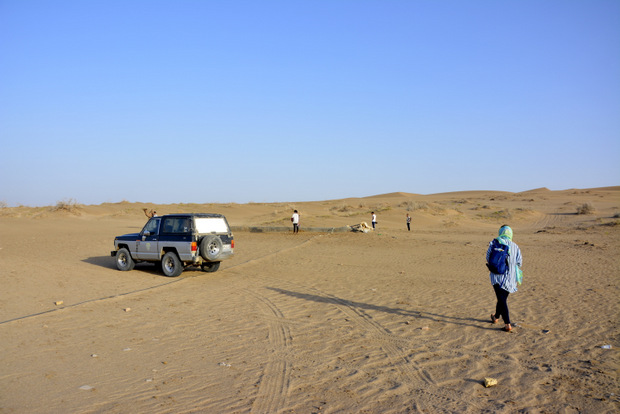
[487,239,509,274]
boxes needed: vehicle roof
[160,213,225,218]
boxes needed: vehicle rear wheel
[116,248,135,271]
[201,261,220,272]
[161,251,183,277]
[200,236,223,261]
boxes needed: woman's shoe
[502,324,512,332]
[491,314,498,324]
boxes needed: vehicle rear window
[195,217,229,233]
[162,217,191,234]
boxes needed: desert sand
[0,187,618,413]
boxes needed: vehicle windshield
[142,217,160,234]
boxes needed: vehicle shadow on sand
[83,256,117,269]
[82,256,161,275]
[82,256,208,278]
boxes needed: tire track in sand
[530,209,573,231]
[243,288,293,414]
[231,235,484,411]
[262,281,485,412]
[307,285,436,386]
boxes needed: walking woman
[487,225,523,332]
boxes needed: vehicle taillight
[231,240,235,249]
[191,242,197,252]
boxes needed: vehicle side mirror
[143,231,151,237]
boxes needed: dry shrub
[495,209,512,219]
[51,198,81,214]
[576,203,595,215]
[402,201,428,211]
[371,203,392,213]
[330,203,355,213]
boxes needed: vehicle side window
[162,218,191,234]
[142,218,160,235]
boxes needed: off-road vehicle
[111,213,234,277]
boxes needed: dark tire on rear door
[201,261,220,273]
[200,236,223,261]
[116,248,135,271]
[161,251,183,277]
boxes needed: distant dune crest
[519,187,551,193]
[364,192,419,198]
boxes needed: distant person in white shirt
[291,210,300,233]
[371,212,377,229]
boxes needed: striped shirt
[487,239,522,293]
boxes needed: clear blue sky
[1,0,619,206]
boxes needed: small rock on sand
[484,377,498,387]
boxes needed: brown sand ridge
[0,188,618,413]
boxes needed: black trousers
[493,284,511,325]
[293,223,299,233]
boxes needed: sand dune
[0,188,618,413]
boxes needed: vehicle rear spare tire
[161,251,183,277]
[200,236,223,261]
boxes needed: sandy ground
[0,188,618,413]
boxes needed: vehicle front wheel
[116,248,135,271]
[201,261,220,273]
[161,252,183,277]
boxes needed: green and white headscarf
[496,225,513,245]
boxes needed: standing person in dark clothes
[291,210,300,234]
